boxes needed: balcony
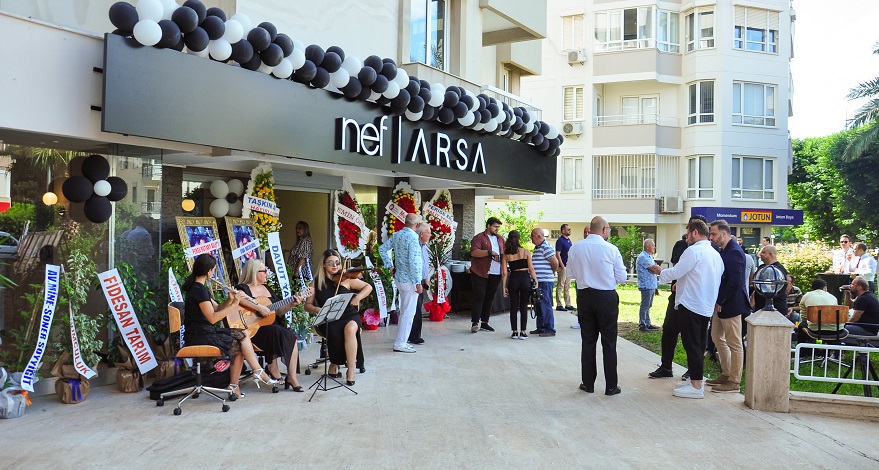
[141,163,162,179]
[592,154,679,199]
[593,114,681,149]
[592,48,681,84]
[481,86,542,121]
[479,0,547,46]
[140,201,161,215]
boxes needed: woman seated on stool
[305,249,372,386]
[236,259,305,392]
[182,253,279,398]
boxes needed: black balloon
[356,85,373,101]
[258,22,278,41]
[438,107,455,124]
[536,138,551,151]
[69,155,85,176]
[205,6,226,22]
[382,57,396,65]
[230,39,254,64]
[171,7,198,33]
[443,91,459,108]
[342,78,362,98]
[539,121,550,135]
[375,96,391,106]
[240,53,262,71]
[172,36,185,51]
[292,60,316,82]
[460,94,474,110]
[407,95,425,113]
[547,137,561,150]
[513,107,523,117]
[84,195,112,223]
[391,89,410,109]
[510,116,523,132]
[421,106,437,121]
[364,55,383,73]
[390,105,407,117]
[476,95,487,111]
[418,87,431,103]
[109,2,139,32]
[310,67,330,88]
[259,43,283,67]
[358,66,377,86]
[406,79,420,97]
[487,103,500,118]
[521,110,531,123]
[184,26,209,51]
[380,61,397,80]
[106,176,127,202]
[201,15,224,40]
[547,148,561,158]
[62,176,93,203]
[371,74,388,93]
[452,102,468,119]
[182,0,207,24]
[110,29,131,37]
[157,20,181,49]
[225,193,238,204]
[274,34,294,57]
[326,46,345,61]
[82,155,110,183]
[557,134,565,145]
[305,44,325,66]
[322,52,342,73]
[248,27,271,52]
[479,109,491,124]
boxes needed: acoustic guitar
[211,279,313,336]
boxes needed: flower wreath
[423,189,455,257]
[242,162,281,249]
[334,182,368,258]
[381,181,421,243]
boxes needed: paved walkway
[3,310,879,469]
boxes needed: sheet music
[312,293,355,326]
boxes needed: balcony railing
[480,85,542,122]
[140,201,161,214]
[592,154,679,199]
[594,39,680,53]
[594,114,680,127]
[142,164,162,179]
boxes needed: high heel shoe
[228,383,245,398]
[284,376,304,392]
[346,370,355,386]
[251,368,280,389]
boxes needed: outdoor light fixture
[42,191,58,205]
[181,198,195,212]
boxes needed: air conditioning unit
[567,49,586,65]
[562,120,582,136]
[659,196,683,213]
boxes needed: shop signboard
[690,207,803,225]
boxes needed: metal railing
[142,164,162,179]
[594,114,680,127]
[592,154,680,199]
[791,343,879,390]
[480,85,542,122]
[140,201,161,214]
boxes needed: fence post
[744,309,795,412]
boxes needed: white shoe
[571,322,580,329]
[672,383,704,399]
[674,380,692,390]
[393,345,416,353]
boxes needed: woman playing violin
[236,259,305,392]
[305,249,372,386]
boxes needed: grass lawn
[562,283,877,397]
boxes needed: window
[657,10,679,53]
[732,157,775,200]
[687,81,714,124]
[621,96,657,124]
[409,0,447,69]
[734,7,779,53]
[593,154,671,199]
[564,86,585,121]
[594,7,653,51]
[562,157,583,192]
[687,155,713,199]
[684,7,714,52]
[733,82,776,126]
[562,14,586,50]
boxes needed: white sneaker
[571,322,580,329]
[674,380,691,390]
[672,383,704,399]
[393,345,416,353]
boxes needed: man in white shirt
[567,216,627,396]
[832,234,855,274]
[851,242,877,292]
[648,219,723,399]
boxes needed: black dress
[183,282,238,356]
[236,284,298,368]
[314,281,363,366]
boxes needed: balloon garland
[108,0,563,158]
[61,154,128,223]
[381,181,420,244]
[242,163,280,248]
[207,178,245,218]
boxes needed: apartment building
[509,0,800,260]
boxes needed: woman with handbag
[502,231,538,339]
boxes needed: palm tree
[844,42,879,160]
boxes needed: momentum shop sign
[691,207,803,225]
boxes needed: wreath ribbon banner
[365,257,388,319]
[425,204,458,230]
[98,269,158,374]
[184,239,222,258]
[335,204,366,230]
[21,264,61,392]
[231,239,261,260]
[244,195,280,218]
[385,201,408,222]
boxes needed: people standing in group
[647,218,723,399]
[502,230,538,339]
[468,217,506,333]
[635,238,660,332]
[409,223,431,345]
[850,242,877,292]
[570,226,591,330]
[555,224,574,312]
[706,220,748,393]
[648,214,707,380]
[529,228,559,337]
[832,234,855,273]
[288,221,314,274]
[378,213,423,353]
[567,216,627,396]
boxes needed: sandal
[284,376,304,392]
[251,368,280,389]
[228,383,245,398]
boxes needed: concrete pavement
[3,310,878,469]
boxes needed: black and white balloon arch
[208,178,245,218]
[108,0,562,158]
[61,154,128,223]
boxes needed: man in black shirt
[754,245,791,318]
[846,276,879,336]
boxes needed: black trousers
[408,290,425,342]
[471,273,501,324]
[659,290,682,371]
[677,305,710,381]
[577,288,619,390]
[507,271,531,331]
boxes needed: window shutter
[748,8,767,29]
[734,6,746,27]
[768,10,779,31]
[573,15,585,49]
[575,87,584,119]
[563,16,573,50]
[564,87,574,120]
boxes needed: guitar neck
[268,288,313,311]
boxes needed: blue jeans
[536,281,555,333]
[639,288,655,328]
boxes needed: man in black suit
[706,220,749,393]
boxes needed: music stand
[308,292,357,402]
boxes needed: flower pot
[363,323,379,330]
[428,311,445,322]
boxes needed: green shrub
[0,202,35,235]
[776,242,833,289]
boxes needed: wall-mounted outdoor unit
[562,120,582,136]
[659,196,683,213]
[567,49,586,65]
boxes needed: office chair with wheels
[156,302,231,415]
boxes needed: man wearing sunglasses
[832,234,855,274]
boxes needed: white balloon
[223,19,244,43]
[210,199,230,218]
[227,179,245,196]
[257,62,273,74]
[368,91,381,101]
[272,58,294,78]
[473,122,484,131]
[382,80,400,99]
[394,68,410,88]
[458,112,475,127]
[428,83,445,107]
[210,180,229,199]
[93,180,111,197]
[484,119,498,133]
[291,39,305,51]
[159,0,178,20]
[289,49,306,70]
[404,110,423,121]
[330,68,350,89]
[136,0,164,22]
[133,20,162,46]
[208,39,232,61]
[525,121,534,134]
[341,56,363,76]
[228,200,243,217]
[467,92,479,111]
[187,46,209,58]
[230,13,252,35]
[545,125,560,140]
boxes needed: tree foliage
[485,201,544,250]
[610,226,644,272]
